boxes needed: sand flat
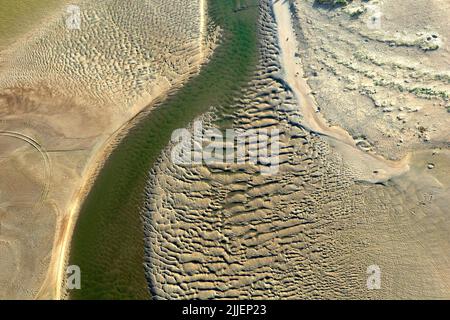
[0,0,209,299]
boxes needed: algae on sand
[0,0,64,47]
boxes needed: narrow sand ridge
[272,0,409,184]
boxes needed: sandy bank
[0,0,211,299]
[272,0,409,184]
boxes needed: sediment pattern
[0,0,208,299]
[144,0,367,299]
[143,0,450,299]
[291,0,450,159]
[0,0,206,111]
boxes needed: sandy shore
[0,0,211,299]
[272,0,410,184]
[47,0,210,300]
[48,85,171,299]
[142,0,450,299]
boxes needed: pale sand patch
[272,0,409,184]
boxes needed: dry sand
[1,0,449,300]
[291,0,450,159]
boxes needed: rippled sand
[0,0,209,299]
[143,0,450,299]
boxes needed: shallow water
[0,0,63,47]
[69,0,260,300]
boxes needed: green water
[0,0,63,47]
[69,0,260,300]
